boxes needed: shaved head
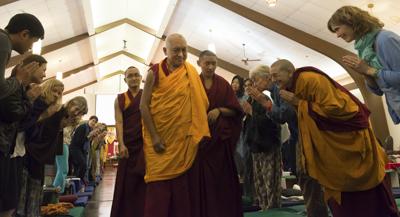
[165,33,187,49]
[271,59,295,73]
[270,59,296,88]
[163,33,188,68]
[197,50,217,78]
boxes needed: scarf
[354,30,383,69]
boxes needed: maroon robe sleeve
[202,74,244,152]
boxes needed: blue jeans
[53,144,69,193]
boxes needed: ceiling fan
[241,43,261,65]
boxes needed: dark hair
[244,78,253,85]
[231,75,245,98]
[89,115,98,122]
[10,54,47,77]
[124,66,138,76]
[5,13,44,39]
[199,50,216,59]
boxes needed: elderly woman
[17,92,88,217]
[328,6,400,125]
[247,65,329,217]
[243,65,282,210]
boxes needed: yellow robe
[295,71,387,203]
[142,61,210,183]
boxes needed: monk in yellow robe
[270,59,398,217]
[140,33,210,217]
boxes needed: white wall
[382,97,400,150]
[95,94,117,125]
[351,88,400,150]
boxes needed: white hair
[249,64,270,79]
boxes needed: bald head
[271,59,295,73]
[165,34,187,48]
[270,59,295,88]
[164,34,188,68]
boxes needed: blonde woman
[38,79,64,121]
[17,79,65,217]
[18,96,88,217]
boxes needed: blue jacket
[267,84,298,146]
[368,30,400,124]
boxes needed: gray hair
[249,64,270,79]
[66,96,88,115]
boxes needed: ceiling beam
[209,0,388,141]
[64,80,97,95]
[95,18,158,38]
[188,46,248,78]
[44,63,95,82]
[6,33,89,68]
[0,0,18,7]
[98,70,123,81]
[63,70,123,95]
[46,50,147,81]
[343,82,357,91]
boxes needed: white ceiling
[2,0,400,94]
[0,0,87,47]
[234,0,400,52]
[166,0,349,78]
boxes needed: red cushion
[59,194,78,203]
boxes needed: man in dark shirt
[0,54,46,217]
[69,116,98,184]
[0,13,44,100]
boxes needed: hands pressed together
[342,55,378,77]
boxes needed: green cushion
[244,205,307,217]
[55,207,85,217]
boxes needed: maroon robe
[144,61,202,217]
[111,90,146,217]
[193,73,244,217]
[328,175,399,217]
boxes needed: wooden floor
[83,167,117,217]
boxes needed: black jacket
[244,97,281,153]
[0,77,31,156]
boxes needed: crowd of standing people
[1,4,400,217]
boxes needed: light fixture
[32,39,42,54]
[266,0,277,7]
[123,39,127,50]
[56,71,63,80]
[367,3,374,13]
[208,43,216,54]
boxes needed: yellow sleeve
[295,72,359,121]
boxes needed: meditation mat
[282,200,304,207]
[59,195,78,203]
[85,186,95,192]
[76,191,93,199]
[67,207,84,217]
[243,205,261,212]
[55,207,85,217]
[73,196,89,207]
[244,205,307,217]
[392,188,400,198]
[88,181,97,187]
[396,198,400,207]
